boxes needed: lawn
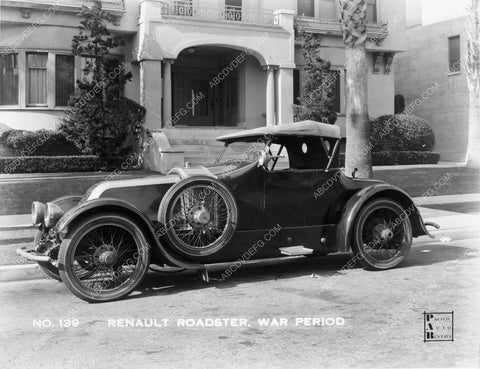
[373,166,479,198]
[0,172,151,215]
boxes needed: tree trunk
[466,0,480,168]
[344,45,372,178]
[466,90,480,167]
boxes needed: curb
[0,264,46,282]
[0,224,35,231]
[0,214,34,230]
[0,224,38,231]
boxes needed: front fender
[50,195,84,213]
[336,183,430,253]
[55,198,201,270]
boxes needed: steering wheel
[257,148,284,170]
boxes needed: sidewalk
[0,193,478,282]
[413,193,480,205]
[0,170,155,182]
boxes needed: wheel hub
[372,223,394,244]
[99,251,116,265]
[189,204,210,225]
[93,244,117,267]
[381,228,394,241]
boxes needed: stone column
[162,60,173,127]
[139,59,162,130]
[266,65,276,126]
[275,67,294,124]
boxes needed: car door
[264,169,316,228]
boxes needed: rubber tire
[158,176,238,259]
[35,230,62,282]
[58,213,150,303]
[352,198,413,270]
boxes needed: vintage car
[17,120,438,302]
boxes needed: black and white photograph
[0,0,479,368]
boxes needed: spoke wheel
[159,177,238,258]
[352,198,412,270]
[59,213,150,303]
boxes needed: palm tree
[339,0,372,178]
[466,0,480,168]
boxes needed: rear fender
[55,198,201,270]
[337,184,429,253]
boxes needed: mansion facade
[0,0,406,167]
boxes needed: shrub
[58,1,145,159]
[339,151,440,166]
[293,31,337,125]
[370,114,435,152]
[59,96,145,159]
[0,155,140,174]
[0,129,82,156]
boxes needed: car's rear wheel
[58,213,150,303]
[159,177,238,258]
[35,231,62,282]
[352,198,412,270]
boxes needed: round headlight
[44,202,64,228]
[31,202,46,225]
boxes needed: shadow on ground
[127,243,477,301]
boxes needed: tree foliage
[58,0,144,159]
[339,0,367,47]
[293,30,337,125]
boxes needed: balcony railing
[295,16,388,45]
[160,0,275,26]
[1,0,125,12]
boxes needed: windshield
[212,141,287,172]
[216,141,266,166]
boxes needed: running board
[279,246,314,256]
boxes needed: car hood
[84,174,181,201]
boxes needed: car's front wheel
[58,213,150,303]
[352,198,412,270]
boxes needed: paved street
[1,208,479,369]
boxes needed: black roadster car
[17,121,438,302]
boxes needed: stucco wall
[0,0,403,134]
[367,53,395,118]
[0,5,136,131]
[394,17,469,162]
[148,17,294,68]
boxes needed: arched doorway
[170,46,265,127]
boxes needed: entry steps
[278,246,314,256]
[164,128,290,167]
